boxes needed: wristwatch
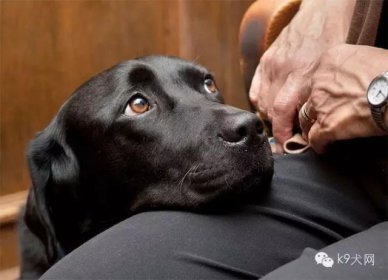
[367,72,388,131]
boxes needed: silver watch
[367,72,388,131]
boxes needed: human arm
[300,44,388,154]
[249,0,356,152]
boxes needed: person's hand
[299,44,388,153]
[249,0,355,152]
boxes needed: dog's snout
[220,112,264,144]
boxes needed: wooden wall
[0,0,254,274]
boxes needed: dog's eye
[125,95,150,116]
[204,78,217,94]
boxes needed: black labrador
[18,56,273,278]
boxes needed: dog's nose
[220,112,264,144]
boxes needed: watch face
[368,77,388,106]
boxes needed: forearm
[353,47,388,88]
[295,0,356,44]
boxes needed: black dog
[18,56,273,278]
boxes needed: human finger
[299,98,317,140]
[272,76,303,145]
[308,122,329,154]
[249,66,261,108]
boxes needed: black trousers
[41,138,387,279]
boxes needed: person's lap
[41,138,387,279]
[262,222,388,280]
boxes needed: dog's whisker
[191,54,202,64]
[178,166,193,189]
[224,176,230,189]
[193,164,200,173]
[177,164,198,195]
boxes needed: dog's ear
[24,121,79,264]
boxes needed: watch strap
[371,106,388,131]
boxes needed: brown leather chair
[238,0,301,96]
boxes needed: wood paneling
[180,0,252,109]
[0,266,19,280]
[0,0,182,196]
[0,223,19,272]
[0,191,27,225]
[0,191,27,275]
[0,0,253,273]
[1,0,252,196]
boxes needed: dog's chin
[129,161,273,215]
[130,142,273,214]
[184,145,274,210]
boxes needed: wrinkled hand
[300,44,388,153]
[249,0,355,152]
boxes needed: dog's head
[24,56,273,262]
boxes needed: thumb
[272,76,304,145]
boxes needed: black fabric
[41,137,387,279]
[262,222,388,280]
